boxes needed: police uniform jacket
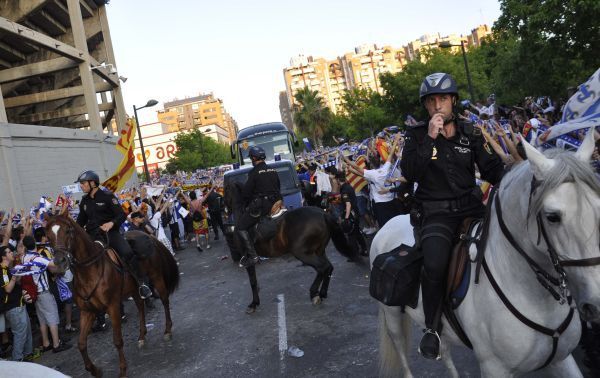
[400,118,504,202]
[76,189,126,234]
[340,182,358,218]
[241,161,281,214]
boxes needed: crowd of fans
[0,91,598,368]
[0,170,228,363]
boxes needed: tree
[339,88,397,140]
[493,0,600,99]
[292,87,332,146]
[168,129,233,171]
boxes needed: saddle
[446,217,482,308]
[253,212,286,242]
[369,217,484,348]
[270,199,286,218]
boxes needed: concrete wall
[0,122,137,209]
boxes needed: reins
[481,182,600,370]
[53,221,111,305]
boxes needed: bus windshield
[238,132,293,164]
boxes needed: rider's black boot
[419,271,445,360]
[238,230,259,268]
[126,256,152,299]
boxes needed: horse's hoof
[312,296,322,305]
[138,340,145,348]
[163,333,172,341]
[245,306,256,314]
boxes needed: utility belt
[248,194,279,218]
[414,189,482,223]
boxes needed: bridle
[51,220,108,304]
[494,179,600,304]
[480,179,600,370]
[53,223,107,268]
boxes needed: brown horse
[45,214,179,378]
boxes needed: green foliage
[168,129,233,171]
[292,87,332,146]
[492,0,599,100]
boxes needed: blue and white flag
[561,67,600,123]
[302,137,313,152]
[10,261,48,276]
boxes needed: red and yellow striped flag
[376,139,389,161]
[347,155,367,193]
[102,118,137,192]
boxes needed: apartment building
[283,46,405,119]
[157,93,238,144]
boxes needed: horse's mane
[47,213,96,248]
[501,148,600,220]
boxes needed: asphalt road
[35,235,592,377]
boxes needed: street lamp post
[133,99,159,183]
[439,40,475,101]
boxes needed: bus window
[238,133,293,163]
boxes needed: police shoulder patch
[112,198,119,205]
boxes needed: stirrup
[138,284,152,300]
[239,255,259,268]
[418,328,441,360]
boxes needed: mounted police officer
[237,146,282,268]
[401,73,504,359]
[75,170,152,300]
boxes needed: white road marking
[51,225,60,238]
[277,294,288,360]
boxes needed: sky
[106,0,502,127]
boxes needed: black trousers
[236,212,260,232]
[107,230,134,262]
[418,198,485,329]
[347,215,367,253]
[209,210,225,236]
[373,200,399,228]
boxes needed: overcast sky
[106,0,501,127]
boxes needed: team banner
[103,118,137,192]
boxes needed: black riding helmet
[248,146,266,161]
[75,170,100,185]
[419,72,458,104]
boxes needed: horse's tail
[378,305,412,377]
[154,239,180,295]
[324,213,358,260]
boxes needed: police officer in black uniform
[237,146,282,268]
[75,170,152,300]
[337,171,367,256]
[401,73,504,359]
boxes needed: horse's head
[45,215,76,273]
[520,130,600,321]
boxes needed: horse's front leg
[107,303,127,378]
[245,265,260,314]
[79,309,102,377]
[537,354,583,378]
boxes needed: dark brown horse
[45,214,179,378]
[225,182,359,314]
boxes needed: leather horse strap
[482,258,575,370]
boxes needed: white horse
[372,131,600,377]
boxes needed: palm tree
[292,87,331,147]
